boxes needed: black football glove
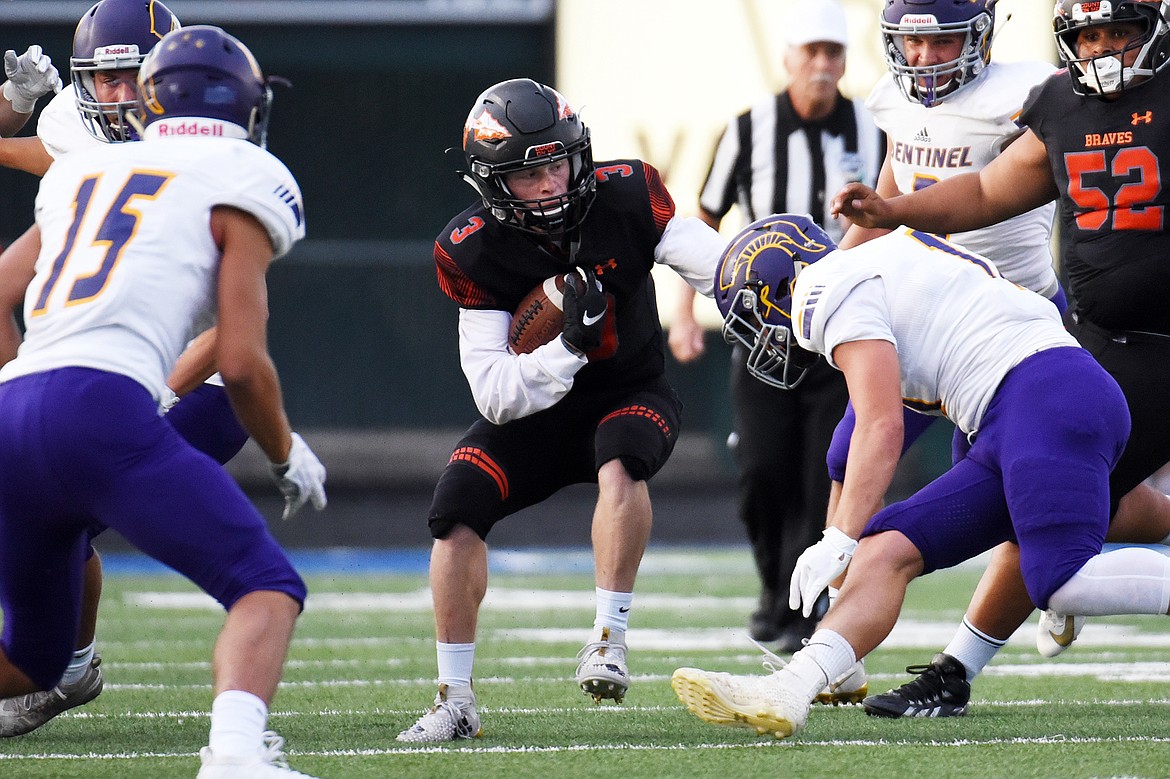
[561,268,607,355]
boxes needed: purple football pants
[0,368,305,689]
[166,382,249,466]
[82,381,250,548]
[861,347,1129,609]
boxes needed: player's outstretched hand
[269,432,327,520]
[789,527,858,618]
[561,267,607,355]
[2,46,62,113]
[830,182,896,229]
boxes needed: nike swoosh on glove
[268,432,327,520]
[561,267,608,355]
[789,527,858,618]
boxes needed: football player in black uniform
[831,0,1170,718]
[396,79,723,743]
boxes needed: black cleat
[862,653,970,718]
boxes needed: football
[508,275,567,354]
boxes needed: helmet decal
[715,214,836,390]
[466,109,512,146]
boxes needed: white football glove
[268,432,327,520]
[2,46,62,114]
[157,386,180,415]
[789,527,858,618]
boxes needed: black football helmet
[71,0,181,142]
[1053,0,1170,95]
[880,0,996,107]
[461,79,596,237]
[715,214,837,390]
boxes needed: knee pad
[428,460,506,541]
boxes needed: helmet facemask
[468,135,596,237]
[72,49,146,142]
[881,1,995,107]
[1054,0,1170,96]
[721,281,816,390]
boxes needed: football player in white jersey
[808,0,1062,709]
[0,45,61,139]
[0,25,325,778]
[672,215,1170,742]
[823,0,1170,718]
[0,0,260,738]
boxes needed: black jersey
[1023,70,1170,334]
[434,159,676,392]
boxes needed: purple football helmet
[1054,0,1170,95]
[881,0,996,106]
[71,0,181,142]
[461,78,596,237]
[715,214,837,390]
[137,26,273,146]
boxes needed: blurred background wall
[0,1,1059,545]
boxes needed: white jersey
[792,228,1077,436]
[0,117,305,402]
[37,86,102,159]
[866,61,1059,296]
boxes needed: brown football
[508,275,566,354]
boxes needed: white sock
[1048,548,1170,616]
[209,690,268,759]
[785,629,854,699]
[60,641,95,686]
[942,617,1006,682]
[594,587,633,632]
[436,641,476,688]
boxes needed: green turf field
[2,546,1168,779]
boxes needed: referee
[669,0,883,650]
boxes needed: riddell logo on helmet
[899,14,940,25]
[94,44,140,59]
[158,122,226,137]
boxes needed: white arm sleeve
[458,307,587,425]
[654,214,722,297]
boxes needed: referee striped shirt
[699,90,883,242]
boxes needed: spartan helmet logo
[714,214,837,390]
[718,216,829,323]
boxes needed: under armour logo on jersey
[1132,110,1153,126]
[912,126,932,143]
[594,258,618,276]
[274,185,302,226]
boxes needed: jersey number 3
[1064,146,1163,232]
[31,171,175,316]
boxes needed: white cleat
[196,731,320,778]
[576,626,629,704]
[815,659,868,706]
[0,656,104,737]
[396,684,482,743]
[1036,610,1085,658]
[670,667,809,739]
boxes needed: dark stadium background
[0,0,951,551]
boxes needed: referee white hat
[786,0,849,47]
